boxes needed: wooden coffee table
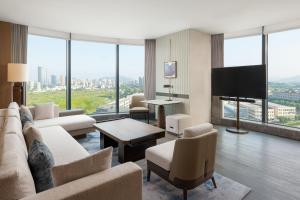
[94,118,165,163]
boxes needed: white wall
[155,29,211,124]
[188,29,211,124]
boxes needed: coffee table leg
[118,140,158,163]
[118,143,126,163]
[102,134,118,148]
[157,105,165,129]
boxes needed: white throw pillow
[34,103,55,120]
[51,147,113,186]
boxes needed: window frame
[27,34,145,115]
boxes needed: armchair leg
[147,168,151,182]
[147,112,150,124]
[183,189,187,200]
[211,176,217,188]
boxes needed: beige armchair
[129,94,149,123]
[145,123,218,200]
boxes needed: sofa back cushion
[8,102,20,110]
[3,117,28,157]
[23,123,43,151]
[51,147,112,186]
[0,108,20,120]
[0,134,36,200]
[31,104,60,120]
[34,103,55,120]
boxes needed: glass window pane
[71,40,116,114]
[119,45,145,112]
[224,35,262,67]
[223,35,262,122]
[27,35,67,109]
[268,29,300,127]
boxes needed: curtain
[11,23,28,105]
[144,39,156,112]
[211,34,224,124]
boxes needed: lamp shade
[7,63,28,82]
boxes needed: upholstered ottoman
[166,114,191,135]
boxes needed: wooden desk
[94,118,165,163]
[142,99,182,129]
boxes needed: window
[268,29,300,127]
[71,40,116,114]
[119,45,145,112]
[27,33,145,115]
[27,35,67,109]
[223,35,262,122]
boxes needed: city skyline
[28,65,144,92]
[27,35,145,81]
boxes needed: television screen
[164,61,177,78]
[212,65,266,99]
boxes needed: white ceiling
[1,0,300,39]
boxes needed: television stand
[220,97,255,134]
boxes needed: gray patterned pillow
[20,105,34,127]
[28,140,55,193]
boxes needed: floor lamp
[7,63,28,105]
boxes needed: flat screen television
[212,65,266,99]
[164,61,177,78]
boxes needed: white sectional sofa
[29,105,96,136]
[0,102,143,200]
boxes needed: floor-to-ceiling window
[268,29,300,127]
[27,34,67,109]
[71,40,116,114]
[27,32,145,115]
[119,45,145,112]
[223,35,263,122]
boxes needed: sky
[28,28,300,82]
[27,35,144,81]
[224,28,300,81]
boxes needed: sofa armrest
[21,162,142,200]
[59,109,85,117]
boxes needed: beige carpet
[77,132,251,200]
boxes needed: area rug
[77,132,251,200]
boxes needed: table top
[93,118,165,144]
[141,99,182,105]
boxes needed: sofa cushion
[0,134,36,200]
[38,126,89,166]
[20,105,34,127]
[51,147,112,186]
[34,115,96,132]
[145,140,175,171]
[3,117,28,157]
[129,107,149,113]
[23,123,43,151]
[183,123,213,138]
[0,108,20,119]
[34,103,55,120]
[8,102,20,110]
[28,140,55,193]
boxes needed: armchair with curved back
[145,123,218,200]
[129,94,149,124]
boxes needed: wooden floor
[213,126,300,200]
[157,126,300,200]
[140,120,300,199]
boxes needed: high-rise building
[59,75,65,86]
[51,75,57,87]
[37,66,48,86]
[37,66,43,83]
